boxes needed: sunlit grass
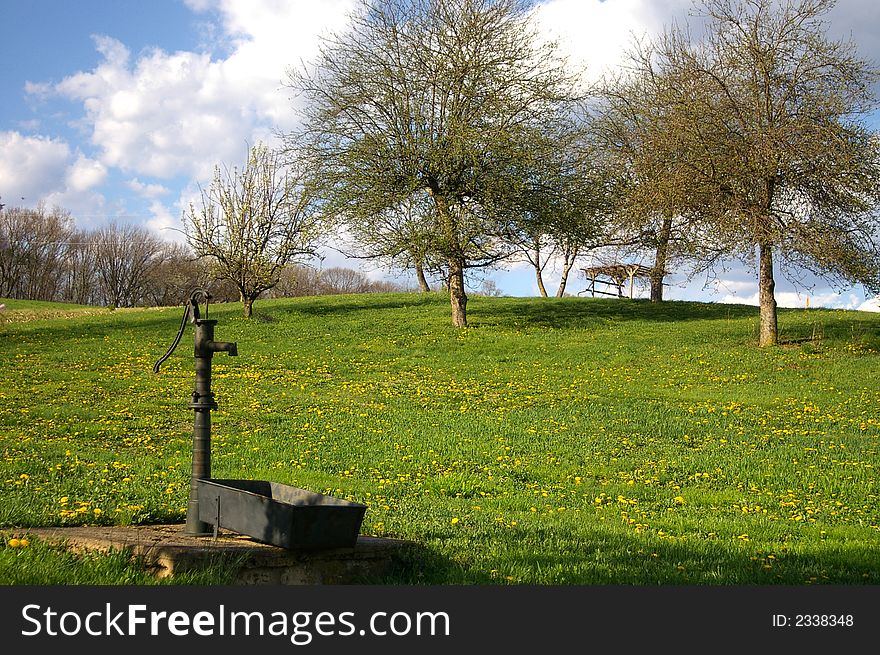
[1,293,878,584]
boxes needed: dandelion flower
[450,517,460,525]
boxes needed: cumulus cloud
[44,1,356,186]
[718,289,862,310]
[126,178,171,198]
[39,0,679,191]
[66,154,107,192]
[532,0,880,90]
[0,131,106,210]
[145,199,183,241]
[0,131,70,201]
[534,0,692,82]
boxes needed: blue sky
[2,0,880,308]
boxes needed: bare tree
[60,230,99,305]
[0,205,74,300]
[289,0,581,326]
[91,223,164,308]
[317,267,372,294]
[269,264,322,297]
[185,143,322,318]
[142,242,207,307]
[630,0,880,344]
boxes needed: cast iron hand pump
[154,289,237,535]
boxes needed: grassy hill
[1,293,878,584]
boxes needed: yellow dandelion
[450,517,460,525]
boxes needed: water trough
[198,479,367,550]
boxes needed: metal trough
[198,479,367,550]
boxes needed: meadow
[1,292,878,584]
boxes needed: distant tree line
[0,204,409,308]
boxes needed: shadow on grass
[359,540,474,585]
[278,292,444,318]
[375,522,880,585]
[471,297,759,330]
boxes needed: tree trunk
[414,261,431,293]
[432,192,467,326]
[758,241,778,347]
[650,215,672,302]
[530,241,548,297]
[555,243,579,298]
[448,257,468,327]
[240,291,254,319]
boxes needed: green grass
[0,297,110,324]
[1,292,878,584]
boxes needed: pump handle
[152,289,212,373]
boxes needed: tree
[636,0,880,344]
[593,39,733,303]
[270,264,322,297]
[91,222,164,308]
[504,121,616,297]
[142,242,207,307]
[338,192,442,293]
[289,0,581,326]
[185,143,322,318]
[0,205,74,301]
[60,229,99,306]
[317,267,372,294]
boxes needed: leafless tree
[0,205,74,300]
[60,230,99,305]
[91,223,164,308]
[141,242,208,307]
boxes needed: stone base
[6,525,412,584]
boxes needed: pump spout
[211,341,238,356]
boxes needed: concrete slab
[6,525,413,584]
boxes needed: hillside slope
[1,293,878,584]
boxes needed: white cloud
[145,199,183,241]
[857,296,880,312]
[126,178,171,198]
[66,154,107,192]
[718,289,861,310]
[710,278,757,295]
[45,1,356,187]
[0,131,71,202]
[0,131,107,218]
[534,0,692,82]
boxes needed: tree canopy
[185,143,322,318]
[288,0,583,326]
[611,0,880,344]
